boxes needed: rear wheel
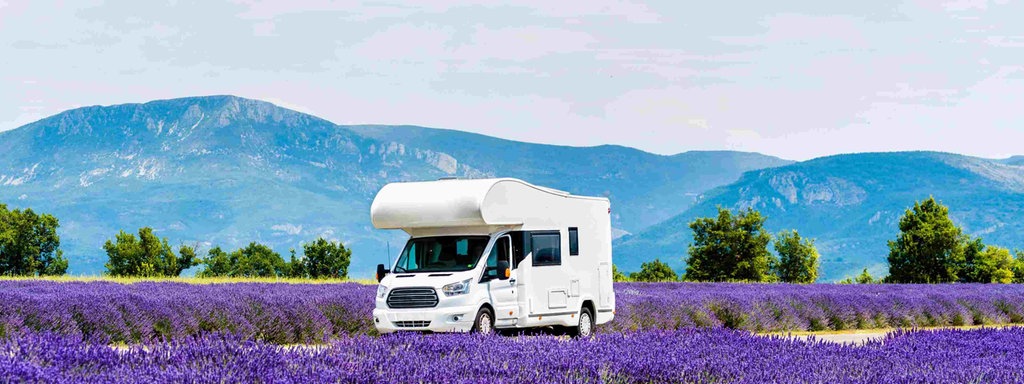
[569,307,594,338]
[472,307,494,334]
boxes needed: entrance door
[486,235,518,321]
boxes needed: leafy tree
[175,243,200,277]
[232,242,287,278]
[855,268,875,284]
[198,246,232,278]
[1014,250,1024,284]
[962,241,1014,284]
[612,265,629,282]
[302,238,352,279]
[285,248,306,278]
[0,204,67,276]
[629,259,678,282]
[886,197,965,283]
[685,207,775,282]
[197,242,287,278]
[773,230,819,283]
[104,227,197,277]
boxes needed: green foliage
[301,238,352,279]
[962,241,1014,284]
[198,247,231,278]
[198,242,287,278]
[0,204,67,276]
[629,259,678,282]
[103,227,198,277]
[886,197,965,283]
[612,265,629,282]
[773,230,819,283]
[285,249,306,279]
[1013,250,1024,284]
[685,207,776,282]
[233,243,287,278]
[855,268,875,284]
[175,244,199,277]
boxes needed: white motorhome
[370,178,615,336]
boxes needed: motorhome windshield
[393,236,489,273]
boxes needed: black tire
[568,307,595,338]
[471,306,495,334]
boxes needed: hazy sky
[2,0,1023,160]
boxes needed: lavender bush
[0,281,376,344]
[3,328,1024,383]
[4,280,1024,343]
[609,282,1024,333]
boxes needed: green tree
[773,230,819,283]
[174,243,200,277]
[962,241,1014,284]
[302,238,352,279]
[1013,250,1024,284]
[232,242,287,277]
[103,227,196,277]
[612,265,629,282]
[197,246,232,278]
[197,242,287,278]
[886,197,965,283]
[629,259,678,282]
[285,248,306,278]
[685,207,775,282]
[855,268,875,284]
[0,204,67,276]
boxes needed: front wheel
[471,307,494,334]
[568,307,594,338]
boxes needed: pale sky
[2,0,1023,160]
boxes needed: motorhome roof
[370,178,606,230]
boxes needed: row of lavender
[4,328,1022,383]
[4,281,1024,343]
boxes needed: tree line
[619,196,1024,284]
[104,227,352,279]
[6,195,1023,284]
[0,201,351,279]
[617,207,820,283]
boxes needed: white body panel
[370,178,615,333]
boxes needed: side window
[485,236,510,277]
[568,227,579,256]
[531,232,561,266]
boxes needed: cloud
[271,223,303,236]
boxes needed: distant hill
[614,152,1024,281]
[0,95,790,276]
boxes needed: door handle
[509,278,516,285]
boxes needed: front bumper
[373,304,478,333]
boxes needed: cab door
[485,235,518,322]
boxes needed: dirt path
[770,324,1024,345]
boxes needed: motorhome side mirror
[496,261,510,280]
[376,264,389,282]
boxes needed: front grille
[394,320,431,328]
[386,287,439,309]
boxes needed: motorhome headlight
[377,285,388,298]
[442,279,472,297]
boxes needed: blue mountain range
[0,96,789,277]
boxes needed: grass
[0,275,377,285]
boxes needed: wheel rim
[478,313,493,334]
[579,312,593,337]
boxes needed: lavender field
[4,280,1024,383]
[4,281,1024,343]
[4,328,1024,383]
